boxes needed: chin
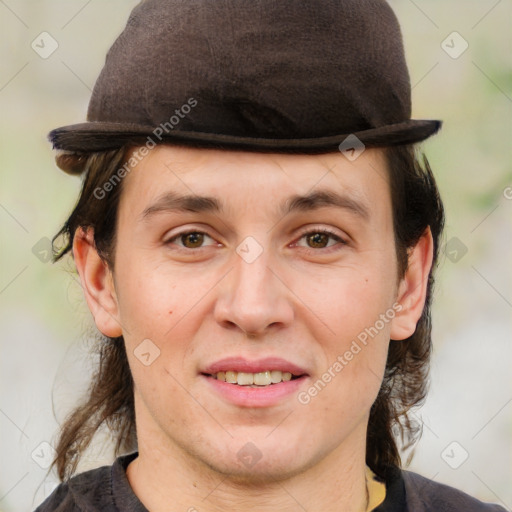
[204,453,311,486]
[191,435,320,485]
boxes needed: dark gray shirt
[34,452,506,511]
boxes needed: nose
[213,245,294,338]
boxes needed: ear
[390,227,434,341]
[73,227,123,338]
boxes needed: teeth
[254,371,271,386]
[212,370,296,386]
[270,370,282,383]
[237,372,254,385]
[225,371,237,383]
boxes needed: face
[91,145,409,482]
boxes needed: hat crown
[87,0,411,139]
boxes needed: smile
[207,370,299,386]
[200,356,309,406]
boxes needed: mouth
[201,370,304,387]
[200,357,309,407]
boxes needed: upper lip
[201,357,309,376]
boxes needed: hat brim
[49,119,441,155]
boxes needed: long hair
[50,143,445,481]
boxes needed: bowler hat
[49,0,441,168]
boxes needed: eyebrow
[139,189,370,222]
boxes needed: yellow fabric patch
[366,466,387,511]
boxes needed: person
[35,0,506,510]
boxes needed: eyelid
[294,225,347,242]
[291,226,348,253]
[164,225,348,252]
[164,228,219,249]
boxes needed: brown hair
[50,143,445,481]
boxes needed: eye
[165,230,218,250]
[164,227,347,253]
[294,228,347,253]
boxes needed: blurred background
[1,1,511,510]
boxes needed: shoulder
[401,470,507,512]
[33,463,115,512]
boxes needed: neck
[126,421,369,512]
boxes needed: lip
[201,373,309,408]
[201,356,309,376]
[200,357,310,408]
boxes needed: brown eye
[306,232,330,249]
[166,230,217,250]
[295,228,347,254]
[180,232,204,248]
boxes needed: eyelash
[164,227,347,255]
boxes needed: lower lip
[201,374,308,408]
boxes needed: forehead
[118,145,391,221]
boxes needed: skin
[74,145,433,511]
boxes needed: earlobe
[390,227,434,341]
[73,227,123,338]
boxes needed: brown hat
[49,0,441,165]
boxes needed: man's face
[105,145,404,481]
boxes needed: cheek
[114,253,181,334]
[301,327,391,432]
[113,257,213,377]
[298,263,397,338]
[294,263,395,411]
